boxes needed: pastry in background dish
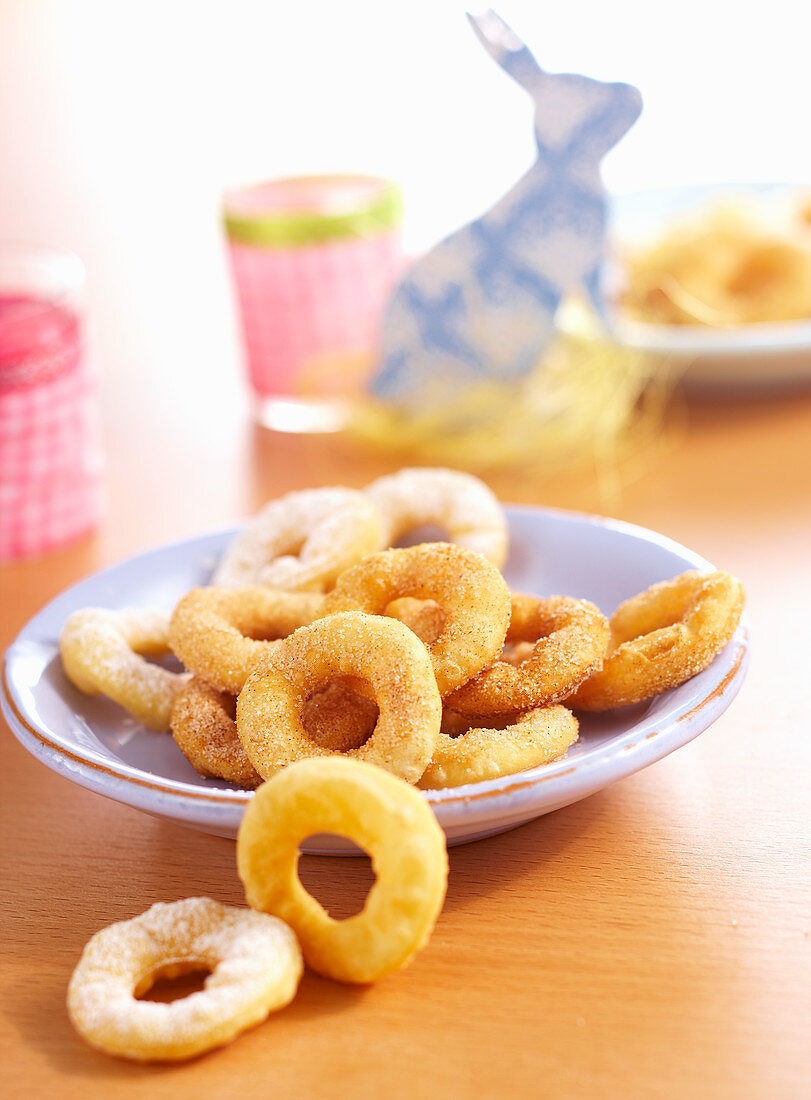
[620,194,811,326]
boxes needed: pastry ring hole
[274,534,308,564]
[385,597,447,646]
[150,652,187,674]
[441,709,513,736]
[240,623,295,642]
[296,843,378,921]
[393,523,449,549]
[135,960,213,1003]
[500,639,539,667]
[502,615,561,664]
[300,676,379,752]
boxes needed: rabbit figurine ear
[467,10,544,92]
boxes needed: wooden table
[2,369,810,1099]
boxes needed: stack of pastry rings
[164,559,742,789]
[58,472,743,793]
[227,541,608,788]
[58,470,511,748]
[159,471,528,786]
[90,539,606,788]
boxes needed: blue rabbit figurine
[371,9,642,404]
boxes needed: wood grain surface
[1,370,810,1099]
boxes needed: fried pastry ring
[568,570,745,711]
[319,543,511,697]
[67,897,302,1062]
[418,704,579,789]
[237,611,442,785]
[448,594,609,716]
[171,677,379,788]
[365,467,508,567]
[60,607,188,732]
[170,680,262,788]
[237,757,448,984]
[213,487,383,592]
[169,586,323,694]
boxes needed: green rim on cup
[223,175,403,248]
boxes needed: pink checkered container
[224,175,403,431]
[0,246,102,562]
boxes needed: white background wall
[1,0,809,392]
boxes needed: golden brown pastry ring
[448,593,609,716]
[171,677,379,787]
[237,611,442,785]
[364,466,508,567]
[169,586,323,694]
[419,704,579,789]
[170,679,262,788]
[568,570,745,711]
[319,543,511,697]
[237,757,448,984]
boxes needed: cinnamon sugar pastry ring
[170,680,262,788]
[60,607,188,732]
[237,611,442,785]
[418,704,579,789]
[365,467,508,567]
[568,570,745,711]
[213,487,383,592]
[169,586,323,695]
[448,594,609,716]
[171,677,379,789]
[67,897,302,1062]
[319,543,511,697]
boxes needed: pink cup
[0,246,102,562]
[224,175,403,431]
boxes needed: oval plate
[1,507,748,853]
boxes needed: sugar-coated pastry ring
[237,611,442,785]
[60,607,188,732]
[418,704,579,789]
[448,593,609,716]
[237,757,448,984]
[170,677,379,788]
[365,467,508,567]
[212,487,383,592]
[67,897,303,1062]
[169,586,323,694]
[170,679,262,788]
[568,570,745,711]
[319,543,511,697]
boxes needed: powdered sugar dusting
[365,467,508,567]
[67,897,302,1061]
[60,607,189,732]
[213,487,383,590]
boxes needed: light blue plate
[1,507,748,852]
